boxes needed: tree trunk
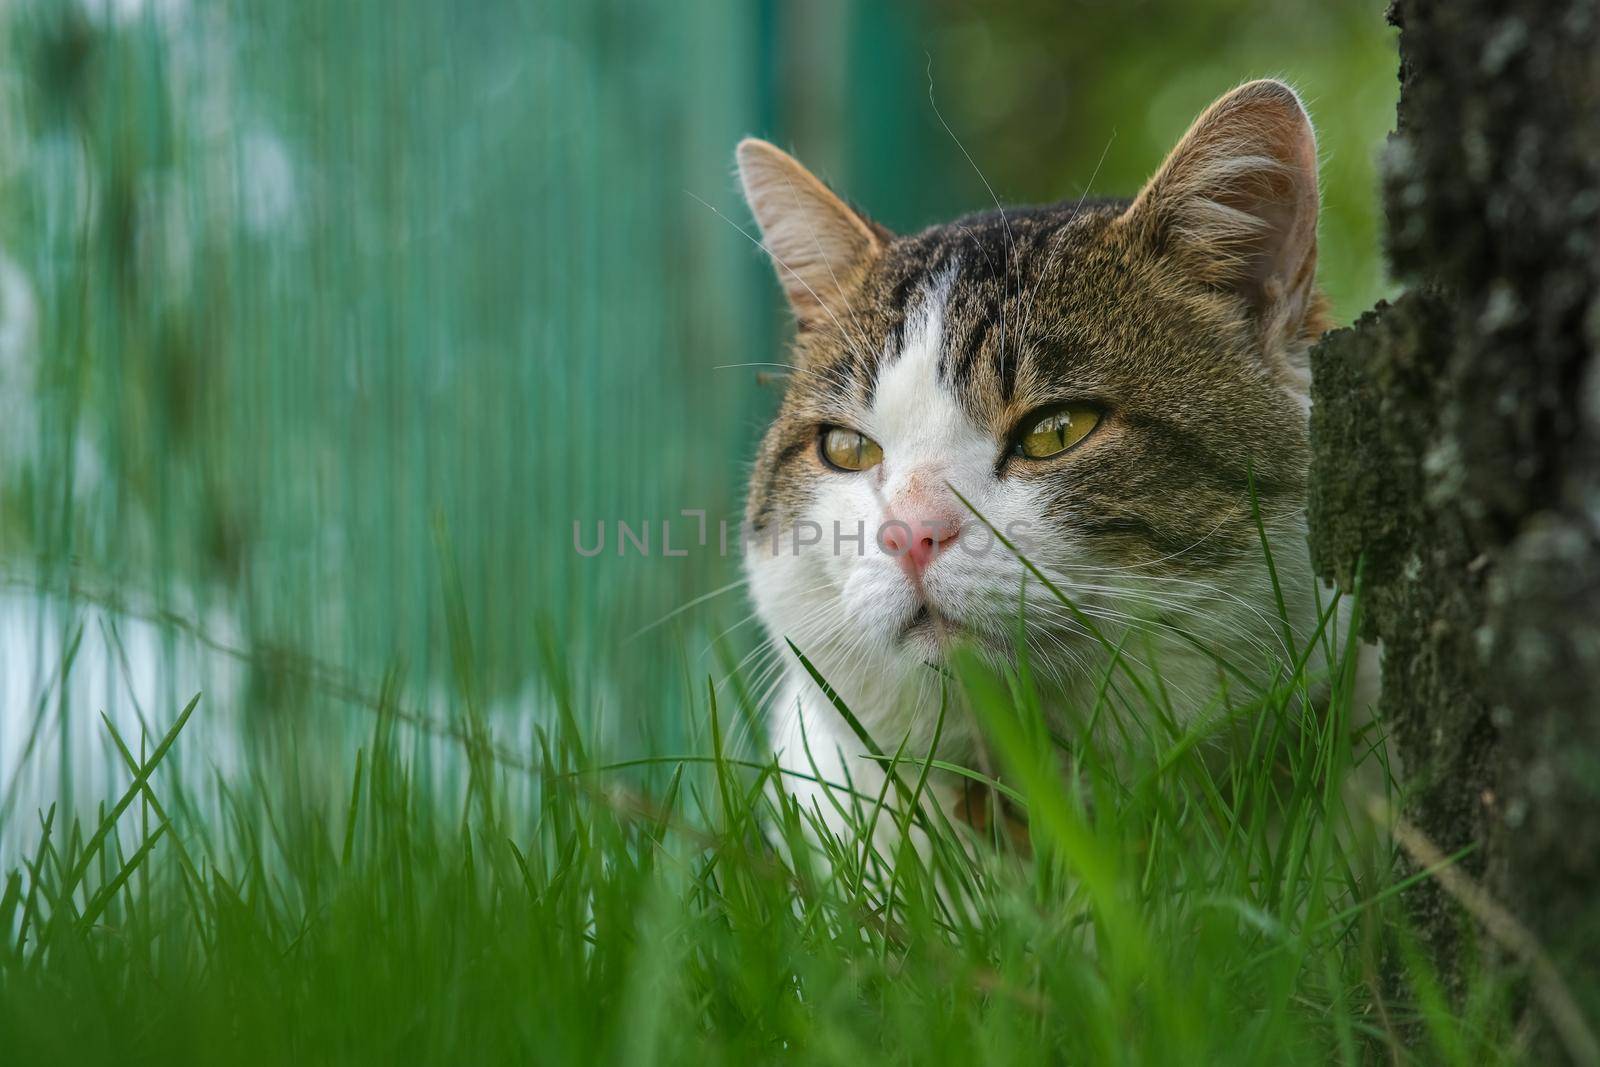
[1306,0,1600,1047]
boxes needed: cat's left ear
[1118,80,1322,347]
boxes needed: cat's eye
[819,426,883,472]
[1013,403,1101,460]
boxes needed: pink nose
[881,515,961,574]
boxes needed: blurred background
[0,0,1396,829]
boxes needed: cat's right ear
[736,139,886,329]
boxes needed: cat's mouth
[898,599,1016,661]
[899,602,966,645]
[898,604,1006,670]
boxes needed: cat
[736,80,1330,844]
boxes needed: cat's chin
[893,604,947,656]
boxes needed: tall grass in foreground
[0,581,1520,1065]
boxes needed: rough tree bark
[1307,0,1600,1047]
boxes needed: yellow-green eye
[819,426,883,472]
[1014,403,1101,459]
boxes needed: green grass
[0,576,1523,1065]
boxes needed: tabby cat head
[738,80,1326,729]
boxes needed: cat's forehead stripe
[869,263,1005,477]
[865,258,953,405]
[874,215,1066,411]
[869,264,959,421]
[872,245,961,393]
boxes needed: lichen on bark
[1306,0,1600,1038]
